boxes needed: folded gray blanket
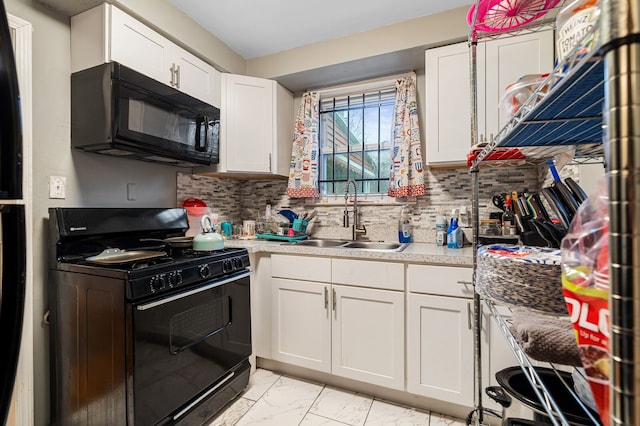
[509,308,582,366]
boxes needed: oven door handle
[136,271,251,311]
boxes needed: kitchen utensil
[467,0,561,33]
[541,187,571,228]
[306,209,318,221]
[565,177,588,204]
[547,160,580,216]
[164,236,194,248]
[277,209,298,223]
[527,194,551,222]
[193,215,224,251]
[492,194,506,211]
[86,248,166,265]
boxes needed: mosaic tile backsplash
[177,166,549,243]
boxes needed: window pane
[380,105,394,149]
[320,112,334,151]
[363,107,379,149]
[348,108,363,147]
[319,86,396,196]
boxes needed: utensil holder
[292,219,309,233]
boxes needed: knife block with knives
[488,168,589,248]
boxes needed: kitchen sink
[293,239,408,252]
[294,239,350,247]
[341,241,408,252]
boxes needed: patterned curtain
[388,73,426,197]
[287,91,320,198]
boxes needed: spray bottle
[398,205,413,243]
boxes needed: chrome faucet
[343,179,367,240]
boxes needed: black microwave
[71,62,219,167]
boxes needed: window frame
[309,74,416,205]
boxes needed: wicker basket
[476,244,566,315]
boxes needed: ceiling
[167,0,473,60]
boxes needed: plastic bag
[560,177,609,426]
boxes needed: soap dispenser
[398,205,413,243]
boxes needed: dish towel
[509,308,582,366]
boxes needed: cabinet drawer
[332,259,403,291]
[271,254,331,282]
[407,264,473,298]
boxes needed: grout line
[298,383,326,426]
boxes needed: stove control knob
[158,274,167,290]
[199,264,211,278]
[149,276,160,293]
[223,259,233,273]
[169,271,183,287]
[233,257,243,269]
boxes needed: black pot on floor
[486,366,602,425]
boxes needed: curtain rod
[313,70,415,98]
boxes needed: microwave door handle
[195,116,208,152]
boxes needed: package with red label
[561,177,609,426]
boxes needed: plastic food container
[500,74,550,119]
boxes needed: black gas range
[48,208,252,426]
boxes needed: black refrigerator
[0,0,27,424]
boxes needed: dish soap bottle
[447,218,463,249]
[398,205,413,243]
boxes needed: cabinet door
[271,278,331,372]
[170,45,221,107]
[223,74,274,173]
[407,293,474,406]
[484,30,554,135]
[109,5,171,85]
[425,42,486,165]
[332,285,404,390]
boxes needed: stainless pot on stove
[193,215,224,251]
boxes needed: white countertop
[224,239,474,266]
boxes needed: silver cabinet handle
[467,302,472,330]
[332,288,336,312]
[174,64,180,89]
[169,63,176,86]
[268,153,272,172]
[457,280,473,285]
[324,287,328,310]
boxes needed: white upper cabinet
[425,31,554,166]
[214,74,293,176]
[425,41,486,166]
[71,3,221,108]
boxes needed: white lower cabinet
[271,277,331,372]
[406,265,475,406]
[332,284,404,389]
[270,255,404,390]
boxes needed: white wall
[4,1,189,424]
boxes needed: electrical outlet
[49,176,66,199]
[127,183,136,201]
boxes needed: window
[319,88,395,196]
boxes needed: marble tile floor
[208,368,466,426]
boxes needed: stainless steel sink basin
[341,241,408,252]
[294,239,350,247]
[291,239,409,252]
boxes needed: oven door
[130,270,251,425]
